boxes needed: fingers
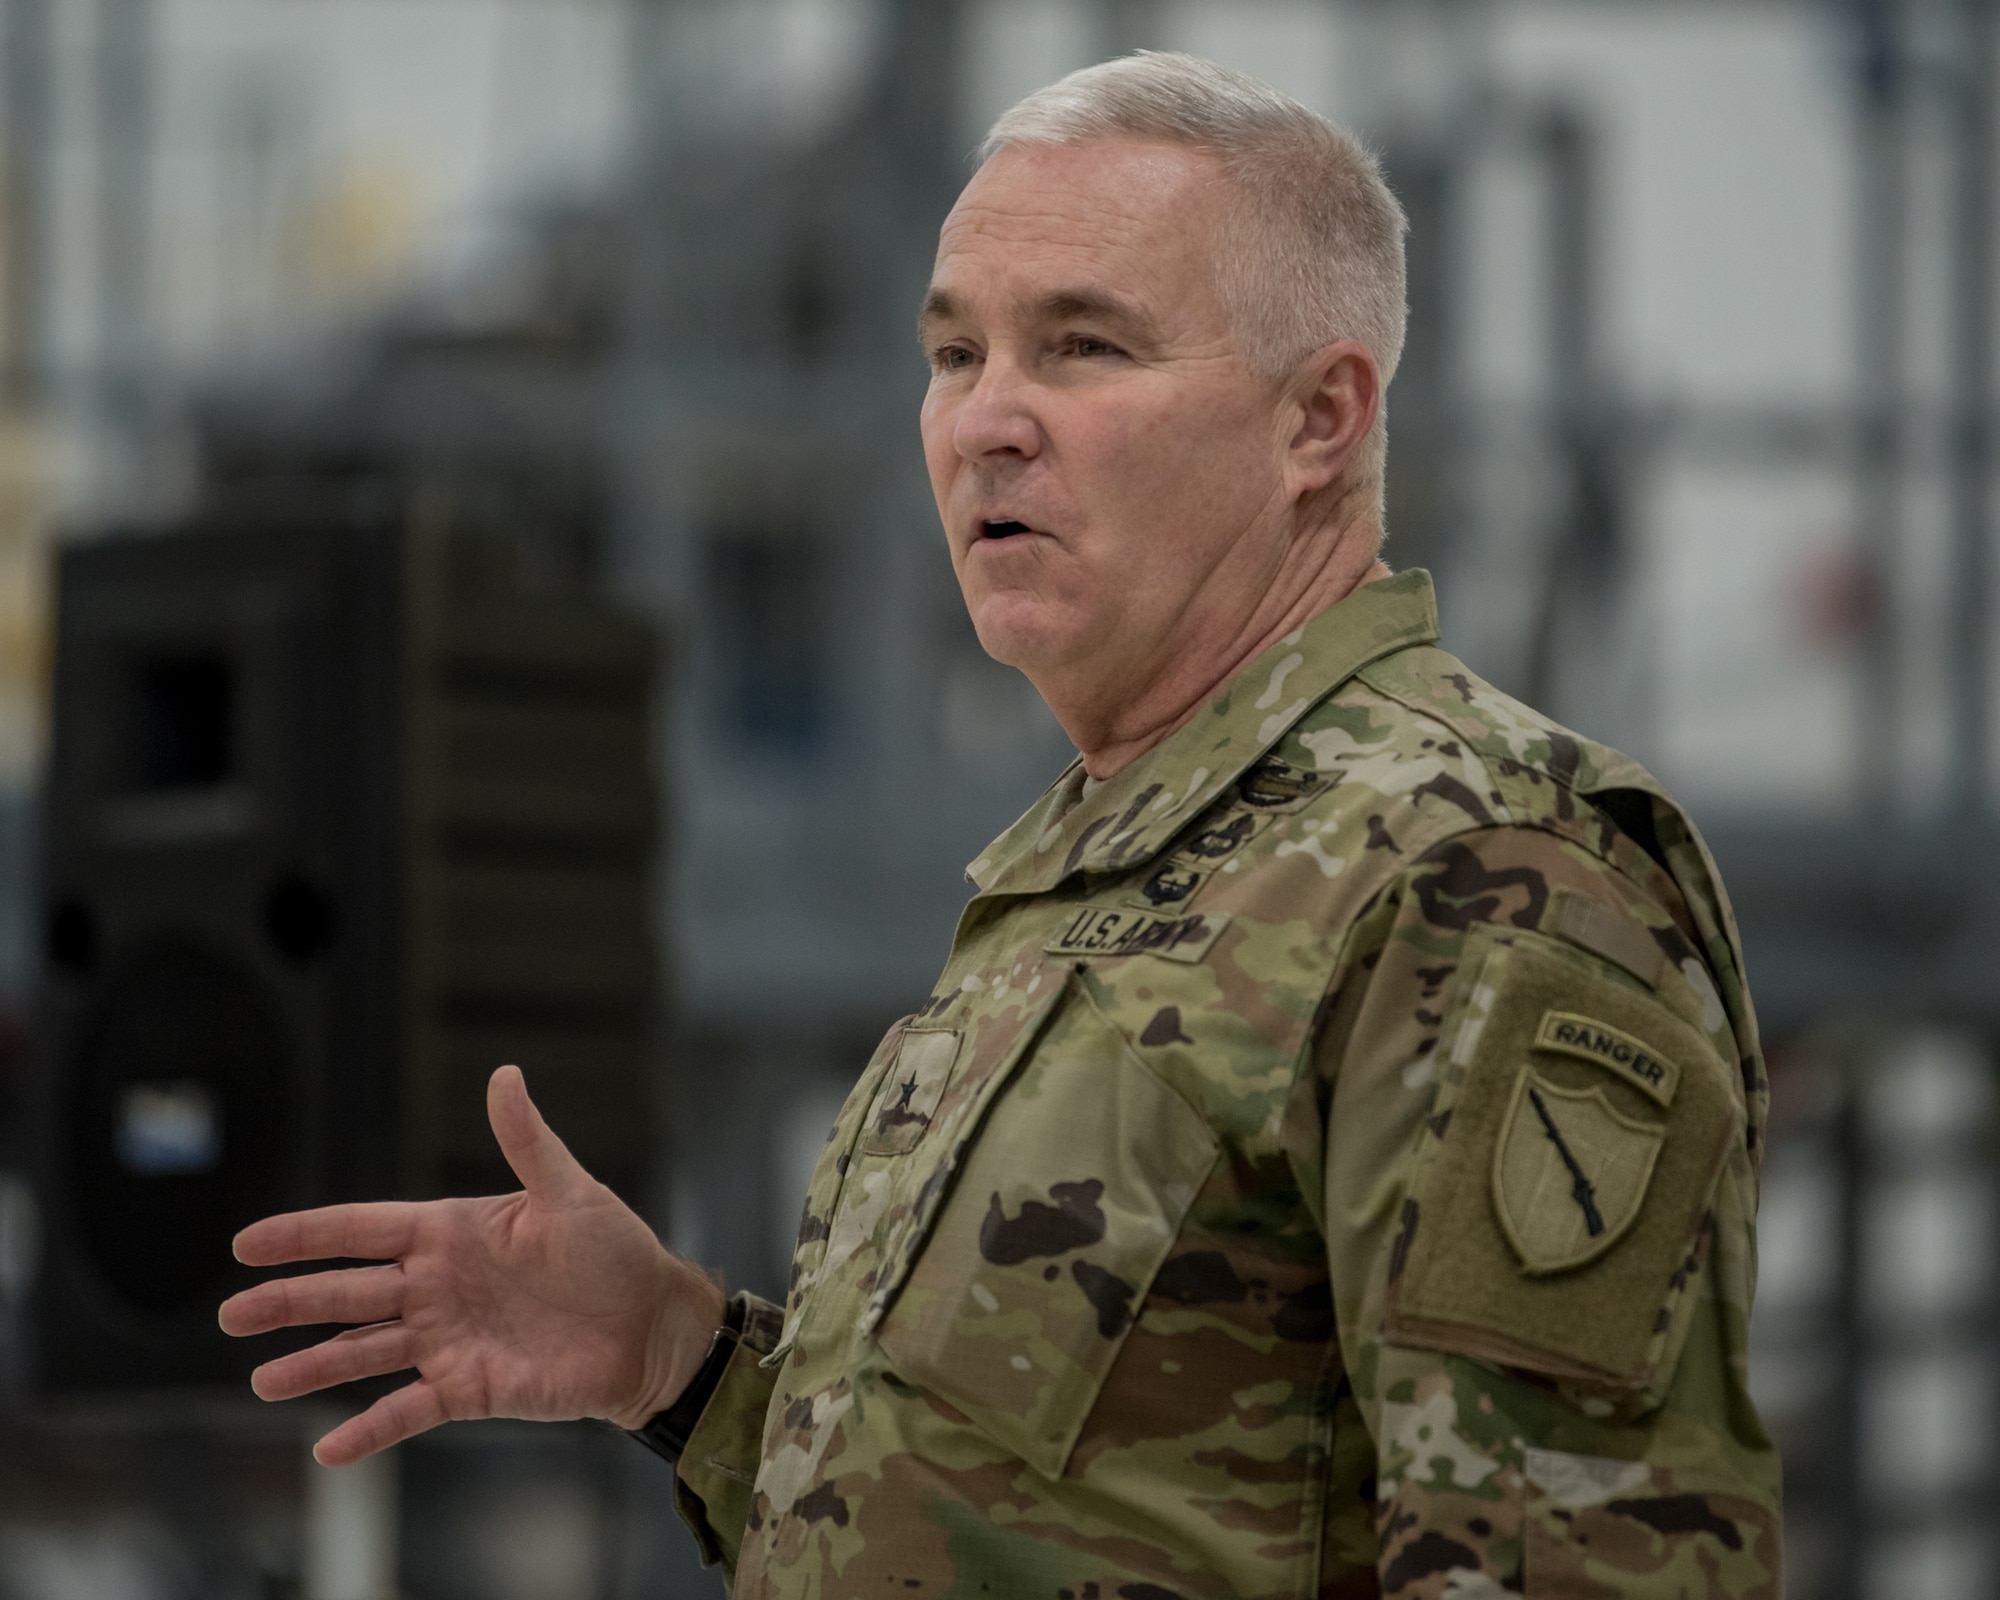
[313,1379,452,1467]
[250,1321,413,1403]
[486,1064,592,1203]
[233,1202,417,1268]
[220,1264,403,1337]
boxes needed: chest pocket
[873,972,1220,1479]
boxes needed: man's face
[919,139,1296,689]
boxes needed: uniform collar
[966,568,1441,897]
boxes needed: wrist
[620,1257,728,1428]
[626,1292,747,1468]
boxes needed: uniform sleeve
[1314,823,1782,1599]
[672,1292,786,1575]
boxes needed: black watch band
[629,1294,748,1469]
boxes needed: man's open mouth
[980,519,1032,539]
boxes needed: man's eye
[1071,335,1120,358]
[933,345,977,371]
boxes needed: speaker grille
[65,940,293,1314]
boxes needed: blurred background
[0,0,1988,1596]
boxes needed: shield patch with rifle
[1493,1072,1664,1275]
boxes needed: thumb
[487,1065,592,1203]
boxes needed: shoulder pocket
[874,972,1220,1478]
[1383,928,1742,1402]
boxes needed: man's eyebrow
[1036,287,1154,336]
[917,287,958,340]
[915,284,1160,344]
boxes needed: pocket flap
[875,974,1219,1478]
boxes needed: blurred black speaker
[30,494,658,1393]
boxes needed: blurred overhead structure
[96,0,150,441]
[1951,0,1997,820]
[1,0,47,403]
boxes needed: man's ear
[1284,340,1380,498]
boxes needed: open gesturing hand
[219,1065,725,1465]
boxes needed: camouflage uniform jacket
[674,569,1782,1598]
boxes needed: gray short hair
[980,52,1408,509]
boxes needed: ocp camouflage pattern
[674,569,1781,1597]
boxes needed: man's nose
[951,359,1041,461]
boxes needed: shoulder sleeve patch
[1493,1069,1664,1274]
[1383,927,1741,1398]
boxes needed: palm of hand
[220,1066,723,1465]
[401,1184,669,1424]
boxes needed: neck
[1071,522,1390,781]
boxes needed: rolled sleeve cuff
[661,1292,784,1571]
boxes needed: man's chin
[965,599,1090,676]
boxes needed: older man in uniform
[223,53,1781,1598]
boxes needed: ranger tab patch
[1535,1010,1680,1108]
[1494,1072,1664,1275]
[1044,907,1229,964]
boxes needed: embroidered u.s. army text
[1043,907,1229,963]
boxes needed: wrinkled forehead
[929,139,1232,321]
